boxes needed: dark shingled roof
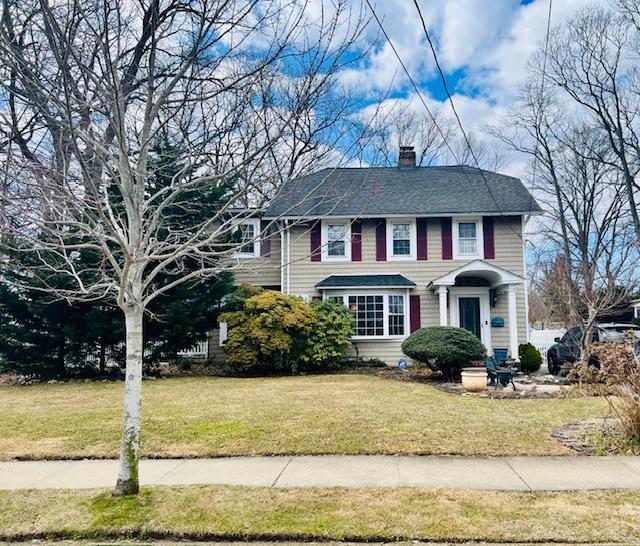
[264,166,543,218]
[316,274,416,289]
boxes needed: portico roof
[316,274,416,289]
[428,260,524,288]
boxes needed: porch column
[507,285,519,361]
[438,286,448,326]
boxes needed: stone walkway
[2,455,640,491]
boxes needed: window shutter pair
[309,220,362,261]
[440,216,495,260]
[375,218,428,262]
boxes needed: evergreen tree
[0,137,235,376]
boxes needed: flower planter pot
[461,367,487,392]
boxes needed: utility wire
[364,0,524,241]
[410,0,521,238]
[528,0,554,213]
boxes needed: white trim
[321,220,352,262]
[286,220,291,294]
[323,288,409,341]
[522,215,530,341]
[232,218,261,259]
[219,322,228,346]
[507,285,519,361]
[430,259,525,288]
[449,287,492,351]
[452,216,484,260]
[263,211,544,220]
[386,218,417,261]
[438,286,448,326]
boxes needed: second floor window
[233,218,260,258]
[453,217,483,259]
[387,219,416,260]
[327,224,347,256]
[322,221,351,261]
[238,223,256,254]
[392,223,411,256]
[458,222,477,255]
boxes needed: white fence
[529,329,565,363]
[177,340,209,357]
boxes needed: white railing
[529,329,565,363]
[178,340,209,357]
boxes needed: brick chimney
[399,145,416,167]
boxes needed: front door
[458,297,481,340]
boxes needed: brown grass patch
[0,486,639,543]
[0,375,607,460]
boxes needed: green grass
[0,375,607,460]
[0,486,639,543]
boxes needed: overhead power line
[364,0,524,242]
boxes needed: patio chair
[484,355,521,389]
[493,348,509,365]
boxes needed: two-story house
[210,146,542,365]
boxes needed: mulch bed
[552,418,618,455]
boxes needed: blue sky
[339,0,605,174]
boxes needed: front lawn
[0,375,607,459]
[1,486,638,543]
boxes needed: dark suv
[547,323,640,375]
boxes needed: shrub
[300,300,354,370]
[575,334,640,443]
[219,290,315,374]
[401,326,485,380]
[518,342,542,374]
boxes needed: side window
[567,327,581,344]
[233,219,260,258]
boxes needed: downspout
[286,220,291,294]
[522,214,530,342]
[280,221,285,292]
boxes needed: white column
[438,286,448,326]
[507,285,519,361]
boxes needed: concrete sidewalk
[2,455,640,492]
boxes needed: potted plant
[461,357,488,392]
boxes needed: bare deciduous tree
[545,5,640,242]
[0,0,371,495]
[495,81,638,360]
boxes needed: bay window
[326,291,408,339]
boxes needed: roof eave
[264,210,544,221]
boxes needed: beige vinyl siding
[207,329,225,361]
[232,230,282,288]
[285,216,526,365]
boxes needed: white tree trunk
[113,306,144,496]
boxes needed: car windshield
[600,326,640,341]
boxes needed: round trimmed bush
[518,342,542,374]
[401,326,486,380]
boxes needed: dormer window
[233,218,260,258]
[453,217,483,260]
[322,221,351,261]
[386,218,416,260]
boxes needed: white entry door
[449,288,492,351]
